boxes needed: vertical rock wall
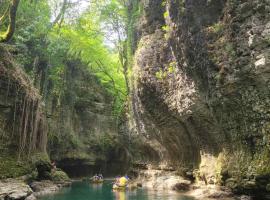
[47,60,129,177]
[0,45,47,178]
[129,0,270,195]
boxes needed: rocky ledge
[0,179,33,200]
[30,180,71,197]
[132,167,256,200]
[0,179,71,200]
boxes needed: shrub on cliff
[51,170,70,182]
[35,160,52,180]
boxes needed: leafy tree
[0,0,20,42]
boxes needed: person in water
[93,174,99,181]
[98,174,103,180]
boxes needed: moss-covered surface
[51,170,70,182]
[0,154,32,179]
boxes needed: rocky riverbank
[130,165,257,200]
[0,178,71,200]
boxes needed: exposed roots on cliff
[0,44,47,159]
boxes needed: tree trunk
[0,0,20,43]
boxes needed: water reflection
[113,190,126,200]
[112,187,194,200]
[91,183,103,191]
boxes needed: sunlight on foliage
[48,8,127,117]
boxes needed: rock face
[0,45,48,178]
[46,61,129,177]
[0,179,33,200]
[0,43,129,179]
[128,0,270,197]
[134,167,192,191]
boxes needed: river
[39,181,196,200]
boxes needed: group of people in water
[92,174,104,182]
[91,174,130,190]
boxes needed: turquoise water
[39,181,195,200]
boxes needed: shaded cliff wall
[46,61,130,177]
[0,45,48,178]
[129,0,270,194]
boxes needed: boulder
[172,180,191,192]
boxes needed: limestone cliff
[0,44,47,178]
[46,60,129,177]
[128,0,270,196]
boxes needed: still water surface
[39,181,196,200]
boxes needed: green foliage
[163,11,169,19]
[44,2,128,117]
[225,43,236,59]
[162,25,170,32]
[36,159,52,180]
[161,0,167,7]
[0,154,32,179]
[155,62,176,80]
[51,170,70,182]
[12,0,51,71]
[155,70,166,80]
[9,0,128,118]
[210,22,224,34]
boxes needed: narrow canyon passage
[0,0,270,200]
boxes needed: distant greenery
[0,0,129,117]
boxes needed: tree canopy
[0,0,129,118]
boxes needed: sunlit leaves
[49,9,127,116]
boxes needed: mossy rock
[25,170,38,183]
[51,170,70,182]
